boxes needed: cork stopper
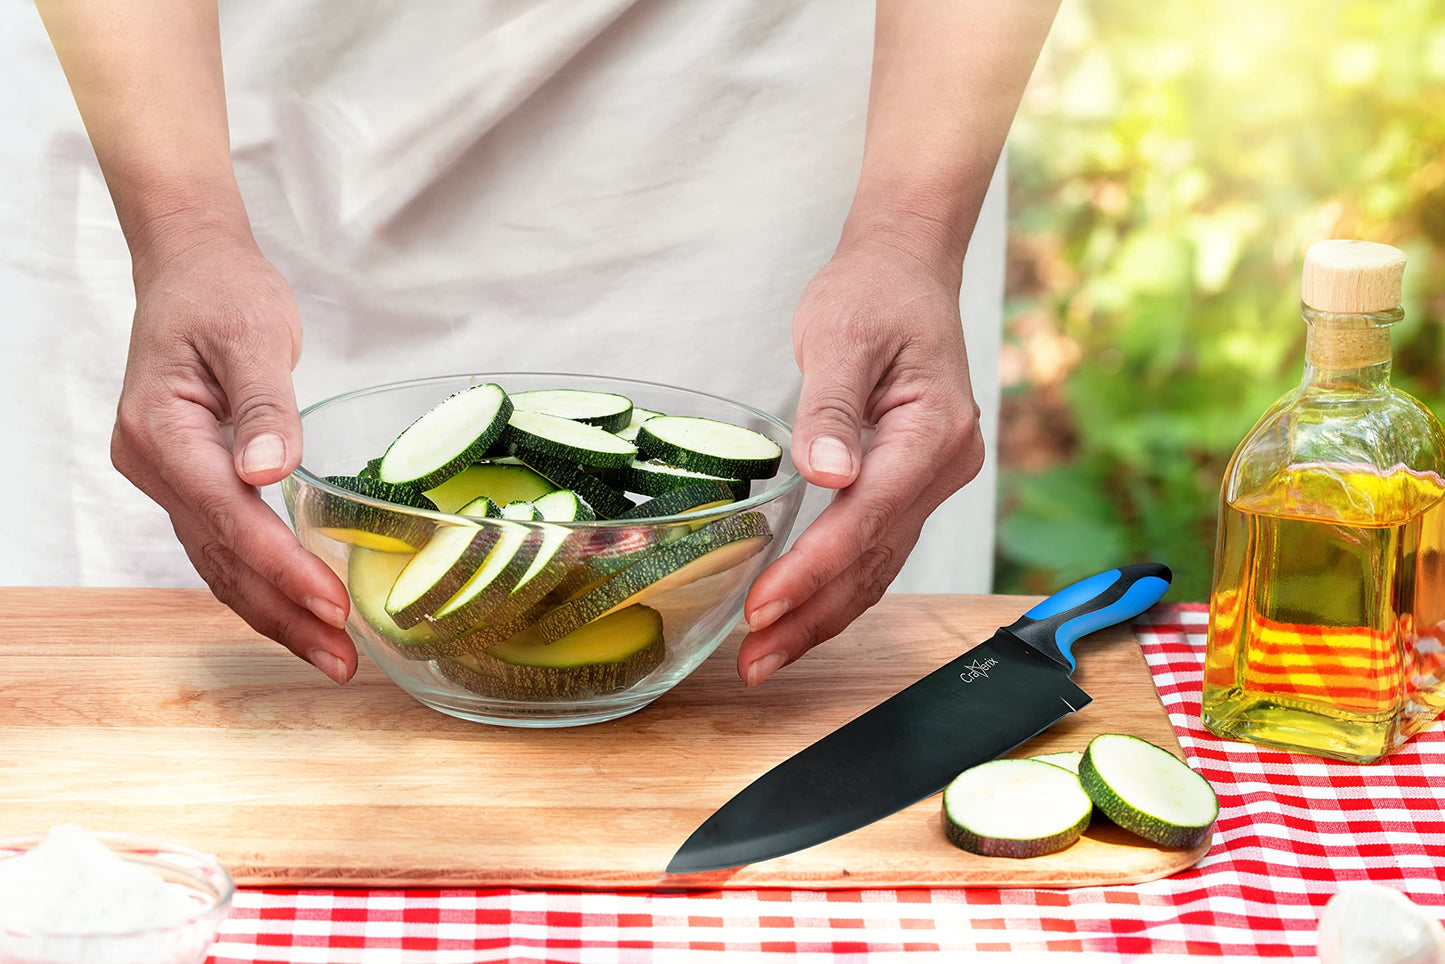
[1301,240,1406,313]
[1301,240,1405,370]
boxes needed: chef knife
[666,563,1172,875]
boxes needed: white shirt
[0,0,1003,591]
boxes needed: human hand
[737,227,985,686]
[111,229,356,682]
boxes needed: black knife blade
[666,563,1172,875]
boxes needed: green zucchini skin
[457,496,501,519]
[378,383,513,491]
[1078,735,1218,849]
[615,480,737,520]
[384,524,499,628]
[635,416,782,480]
[513,451,635,519]
[533,511,772,642]
[304,476,439,550]
[437,604,665,700]
[428,521,540,636]
[509,389,634,433]
[500,410,637,469]
[615,459,750,501]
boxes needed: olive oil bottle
[1202,241,1445,763]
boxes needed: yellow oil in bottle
[1203,465,1445,762]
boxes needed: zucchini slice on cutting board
[942,758,1093,858]
[635,415,781,480]
[509,389,634,433]
[438,604,665,700]
[378,382,512,490]
[1079,734,1218,848]
[533,511,772,642]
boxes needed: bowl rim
[0,830,235,939]
[292,370,808,529]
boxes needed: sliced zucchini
[509,389,634,433]
[615,407,664,443]
[446,523,582,650]
[615,480,737,520]
[1030,751,1084,775]
[942,759,1092,858]
[437,604,665,700]
[358,457,382,479]
[533,488,597,522]
[348,548,456,660]
[513,451,634,519]
[378,383,512,490]
[635,415,781,480]
[305,475,438,552]
[384,522,496,627]
[422,461,557,514]
[457,496,500,519]
[1078,734,1218,848]
[533,511,771,642]
[500,501,543,521]
[616,458,750,501]
[502,410,637,469]
[428,521,538,635]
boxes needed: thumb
[792,344,872,489]
[221,352,304,487]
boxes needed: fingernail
[307,649,350,685]
[748,598,790,633]
[808,436,854,479]
[240,433,286,476]
[305,594,347,629]
[747,651,789,688]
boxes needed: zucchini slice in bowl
[378,382,512,490]
[509,388,634,433]
[533,511,772,642]
[636,415,781,480]
[502,410,637,469]
[438,603,665,700]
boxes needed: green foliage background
[996,0,1445,600]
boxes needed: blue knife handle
[1003,563,1172,672]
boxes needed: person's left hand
[737,227,986,686]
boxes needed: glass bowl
[0,831,233,964]
[282,372,806,726]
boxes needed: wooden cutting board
[0,588,1207,889]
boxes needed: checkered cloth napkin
[208,604,1445,963]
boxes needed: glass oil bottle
[1202,240,1445,763]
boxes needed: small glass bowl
[283,371,806,727]
[0,832,234,964]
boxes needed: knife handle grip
[1005,563,1172,672]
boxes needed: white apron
[0,0,1003,592]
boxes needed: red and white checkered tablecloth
[207,604,1445,963]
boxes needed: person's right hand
[112,229,356,683]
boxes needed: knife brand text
[959,657,1000,683]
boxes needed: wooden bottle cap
[1301,240,1406,313]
